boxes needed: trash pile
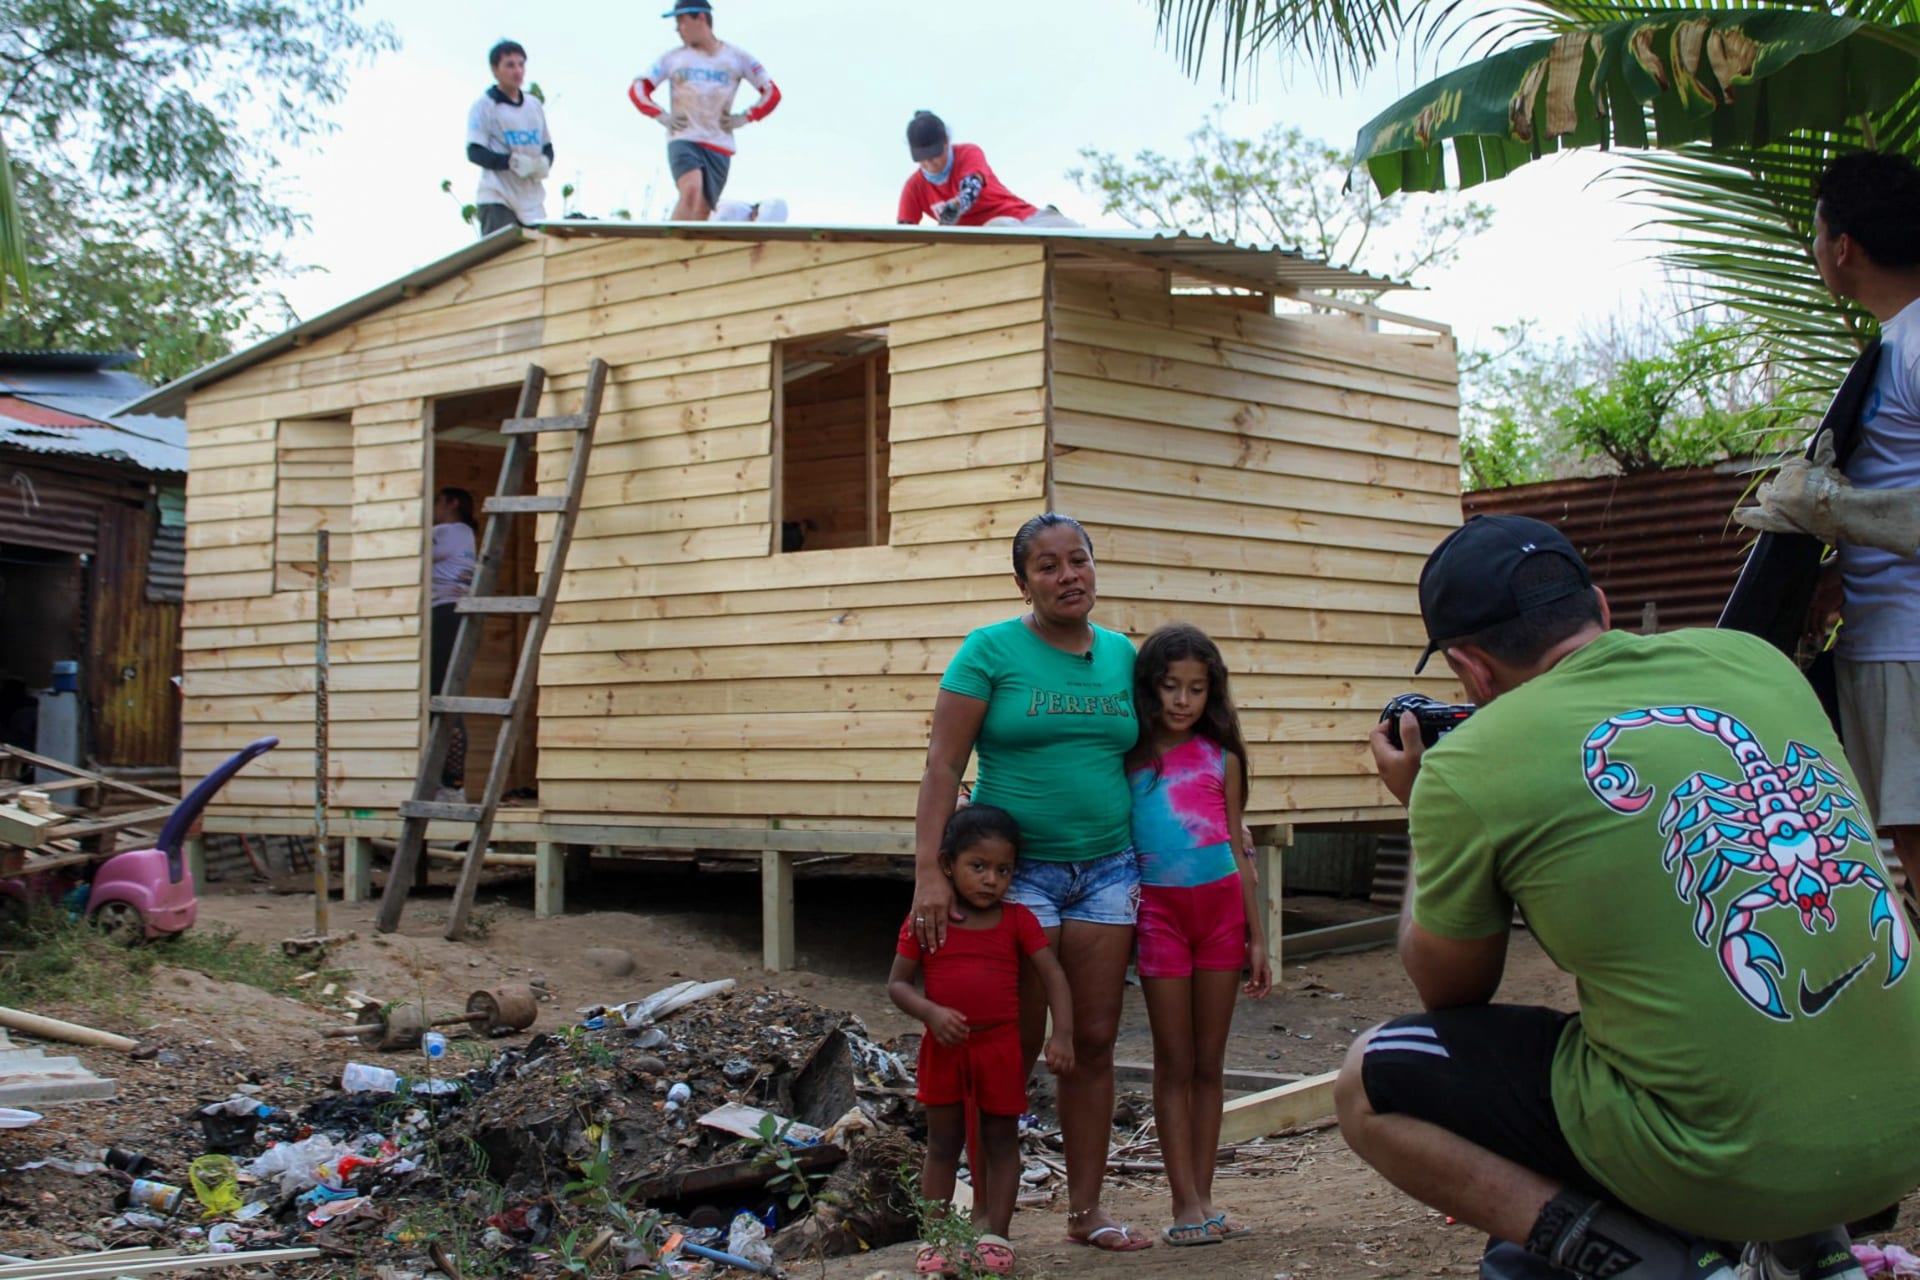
[0,979,930,1277]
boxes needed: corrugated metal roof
[540,221,1404,296]
[0,350,136,372]
[0,419,187,473]
[0,398,94,429]
[0,355,188,473]
[1464,463,1759,633]
[123,222,1427,418]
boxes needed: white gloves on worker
[1734,431,1920,556]
[508,152,550,181]
[722,111,752,132]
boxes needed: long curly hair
[1132,622,1249,793]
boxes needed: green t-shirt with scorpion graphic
[1411,627,1920,1241]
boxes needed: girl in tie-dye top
[1126,623,1272,1246]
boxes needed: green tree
[1069,110,1492,298]
[1458,317,1792,490]
[1151,0,1920,413]
[0,1,395,381]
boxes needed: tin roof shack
[0,352,187,774]
[129,224,1460,956]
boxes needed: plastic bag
[727,1212,774,1269]
[189,1154,243,1217]
[248,1135,353,1194]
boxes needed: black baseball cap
[1413,515,1592,673]
[907,111,949,162]
[662,0,711,16]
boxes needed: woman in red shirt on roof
[896,111,1079,229]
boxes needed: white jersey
[1840,296,1920,661]
[647,42,770,153]
[466,87,551,224]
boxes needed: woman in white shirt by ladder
[430,489,478,803]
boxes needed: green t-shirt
[939,618,1137,862]
[1412,628,1920,1241]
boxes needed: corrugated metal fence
[1463,463,1757,633]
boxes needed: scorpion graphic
[1582,705,1910,1021]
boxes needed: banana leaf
[0,134,27,311]
[1353,10,1920,193]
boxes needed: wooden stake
[313,528,330,938]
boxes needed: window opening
[773,329,890,553]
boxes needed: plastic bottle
[664,1082,692,1112]
[340,1063,402,1094]
[420,1032,448,1060]
[120,1179,185,1214]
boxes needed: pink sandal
[971,1234,1016,1275]
[914,1243,954,1276]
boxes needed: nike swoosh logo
[1798,954,1875,1017]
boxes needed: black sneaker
[1739,1229,1866,1280]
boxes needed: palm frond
[1354,10,1920,195]
[0,134,28,312]
[1151,0,1425,86]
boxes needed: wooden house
[127,224,1461,963]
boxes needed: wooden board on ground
[1217,1070,1339,1145]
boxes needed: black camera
[1379,693,1477,750]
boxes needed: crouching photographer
[1340,514,1920,1280]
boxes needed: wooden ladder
[375,359,607,940]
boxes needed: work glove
[933,199,964,226]
[656,110,691,133]
[1734,431,1920,556]
[722,111,752,131]
[508,152,549,180]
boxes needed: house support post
[761,849,795,972]
[342,836,372,903]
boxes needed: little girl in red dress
[889,805,1075,1277]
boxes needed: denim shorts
[1006,848,1139,928]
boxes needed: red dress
[896,902,1050,1115]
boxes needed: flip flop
[1163,1222,1220,1247]
[971,1234,1017,1275]
[1204,1212,1253,1240]
[1068,1223,1154,1252]
[913,1243,954,1276]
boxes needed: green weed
[0,906,308,1016]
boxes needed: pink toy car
[84,737,279,943]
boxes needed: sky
[270,0,1676,354]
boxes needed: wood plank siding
[1048,267,1460,824]
[178,230,1458,832]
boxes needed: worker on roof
[897,112,1079,230]
[628,0,782,222]
[465,39,553,236]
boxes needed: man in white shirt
[628,0,781,221]
[465,40,553,235]
[1812,151,1920,898]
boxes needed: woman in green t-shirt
[908,513,1152,1253]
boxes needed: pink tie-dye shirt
[1128,736,1238,887]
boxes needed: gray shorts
[1838,658,1920,827]
[476,203,519,236]
[667,141,730,210]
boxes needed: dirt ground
[5,862,1918,1279]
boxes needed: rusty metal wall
[88,500,182,766]
[1463,464,1755,633]
[0,461,100,554]
[0,452,182,767]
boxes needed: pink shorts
[1136,873,1248,979]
